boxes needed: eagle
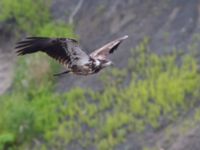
[15,35,128,76]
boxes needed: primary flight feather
[15,35,128,76]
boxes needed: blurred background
[0,0,200,150]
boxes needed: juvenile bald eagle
[15,35,128,76]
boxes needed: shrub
[0,0,50,35]
[0,0,76,38]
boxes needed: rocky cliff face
[0,28,15,95]
[1,0,200,149]
[51,0,200,92]
[0,51,13,95]
[52,1,200,149]
[1,0,200,94]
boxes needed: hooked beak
[102,61,113,67]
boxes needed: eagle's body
[15,35,128,76]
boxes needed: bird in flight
[15,35,128,76]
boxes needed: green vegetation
[0,0,75,37]
[0,0,49,35]
[1,1,200,150]
[1,36,200,150]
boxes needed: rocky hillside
[51,0,200,92]
[0,30,15,95]
[1,0,200,94]
[1,0,200,149]
[52,1,200,149]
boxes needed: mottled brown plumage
[15,35,128,76]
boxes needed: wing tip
[121,35,129,40]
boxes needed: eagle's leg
[53,70,71,76]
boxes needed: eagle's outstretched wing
[15,37,90,67]
[90,35,128,60]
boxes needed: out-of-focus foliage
[46,38,200,150]
[1,37,200,150]
[0,1,200,149]
[0,0,50,35]
[0,0,75,37]
[0,0,75,149]
[37,22,75,37]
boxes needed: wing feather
[15,37,89,66]
[90,35,128,60]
